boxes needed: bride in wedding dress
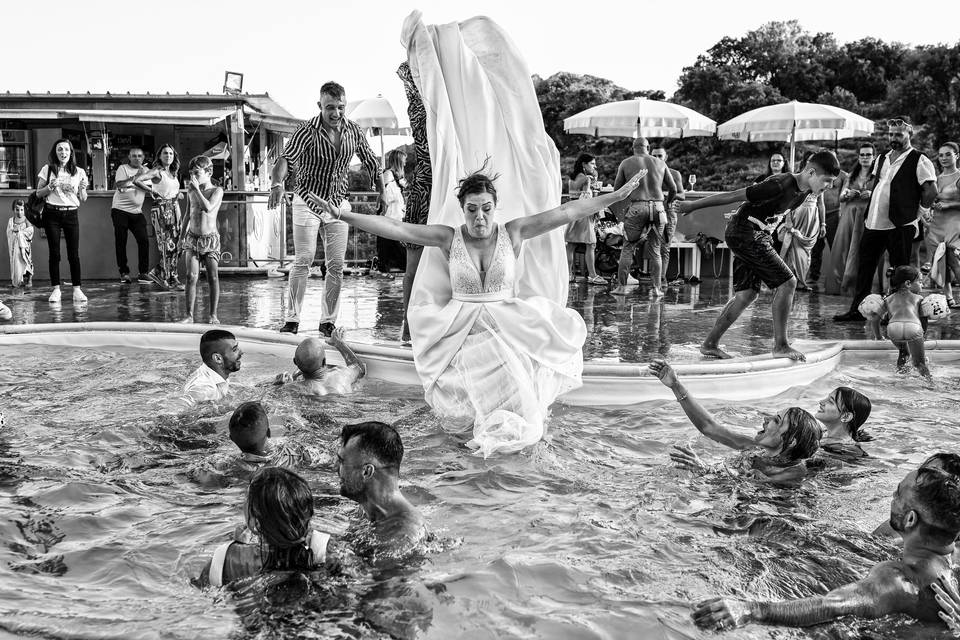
[310,11,645,456]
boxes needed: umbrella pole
[380,131,385,159]
[789,122,796,170]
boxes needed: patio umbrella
[563,98,717,139]
[346,95,411,157]
[717,101,875,167]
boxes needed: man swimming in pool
[337,421,425,551]
[182,329,243,405]
[274,329,365,395]
[692,453,960,631]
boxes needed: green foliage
[537,21,960,189]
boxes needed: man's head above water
[229,401,270,455]
[337,421,404,502]
[199,329,242,377]
[890,453,960,546]
[293,337,326,379]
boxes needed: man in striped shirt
[268,81,383,336]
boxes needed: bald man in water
[275,329,365,395]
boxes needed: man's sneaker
[280,321,299,334]
[48,287,62,303]
[318,322,335,337]
[168,277,185,291]
[833,310,865,322]
[119,274,132,284]
[22,273,32,289]
[72,288,88,303]
[137,274,153,284]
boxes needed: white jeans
[286,195,349,324]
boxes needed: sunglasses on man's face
[886,119,910,128]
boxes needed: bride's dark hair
[456,158,500,206]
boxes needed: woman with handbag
[35,139,88,303]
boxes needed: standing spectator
[807,164,847,285]
[397,61,432,343]
[110,148,151,284]
[138,144,184,290]
[924,142,960,307]
[267,81,384,336]
[377,148,407,274]
[179,156,225,324]
[611,138,677,298]
[6,199,33,288]
[36,138,88,304]
[832,144,877,295]
[651,145,686,287]
[834,117,938,322]
[564,153,605,285]
[753,152,791,184]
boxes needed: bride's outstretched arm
[306,192,453,249]
[508,170,646,241]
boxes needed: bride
[310,11,644,456]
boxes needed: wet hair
[570,153,595,181]
[848,143,876,184]
[246,467,316,571]
[456,161,500,207]
[889,265,920,290]
[340,421,403,471]
[229,401,269,453]
[833,387,872,442]
[805,150,842,177]
[319,81,345,101]
[913,453,960,543]
[11,199,25,211]
[152,143,181,175]
[199,329,236,362]
[188,155,213,174]
[47,138,78,176]
[777,407,822,462]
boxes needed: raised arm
[328,328,365,378]
[311,192,453,248]
[189,182,223,214]
[648,361,757,450]
[676,188,748,216]
[507,169,645,241]
[693,563,909,629]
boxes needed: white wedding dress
[402,12,586,456]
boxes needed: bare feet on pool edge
[178,316,194,324]
[700,343,733,359]
[208,316,220,324]
[610,286,630,296]
[772,344,806,361]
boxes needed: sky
[4,0,958,123]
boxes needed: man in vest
[834,116,937,321]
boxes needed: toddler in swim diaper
[860,266,931,377]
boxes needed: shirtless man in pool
[692,454,960,631]
[274,329,365,395]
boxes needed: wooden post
[229,102,245,190]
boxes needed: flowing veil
[400,11,568,320]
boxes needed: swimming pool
[1,337,958,639]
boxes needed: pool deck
[2,273,959,363]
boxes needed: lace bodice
[449,223,515,300]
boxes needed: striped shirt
[282,115,381,215]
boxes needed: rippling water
[1,344,959,639]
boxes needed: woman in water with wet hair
[309,166,645,456]
[815,386,872,458]
[198,467,331,587]
[649,360,822,482]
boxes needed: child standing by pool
[863,265,930,377]
[6,199,34,288]
[179,156,224,324]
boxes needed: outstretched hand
[670,444,709,473]
[648,359,679,388]
[692,597,751,630]
[612,169,647,200]
[329,327,347,345]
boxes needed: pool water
[1,343,959,639]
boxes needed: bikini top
[207,529,330,587]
